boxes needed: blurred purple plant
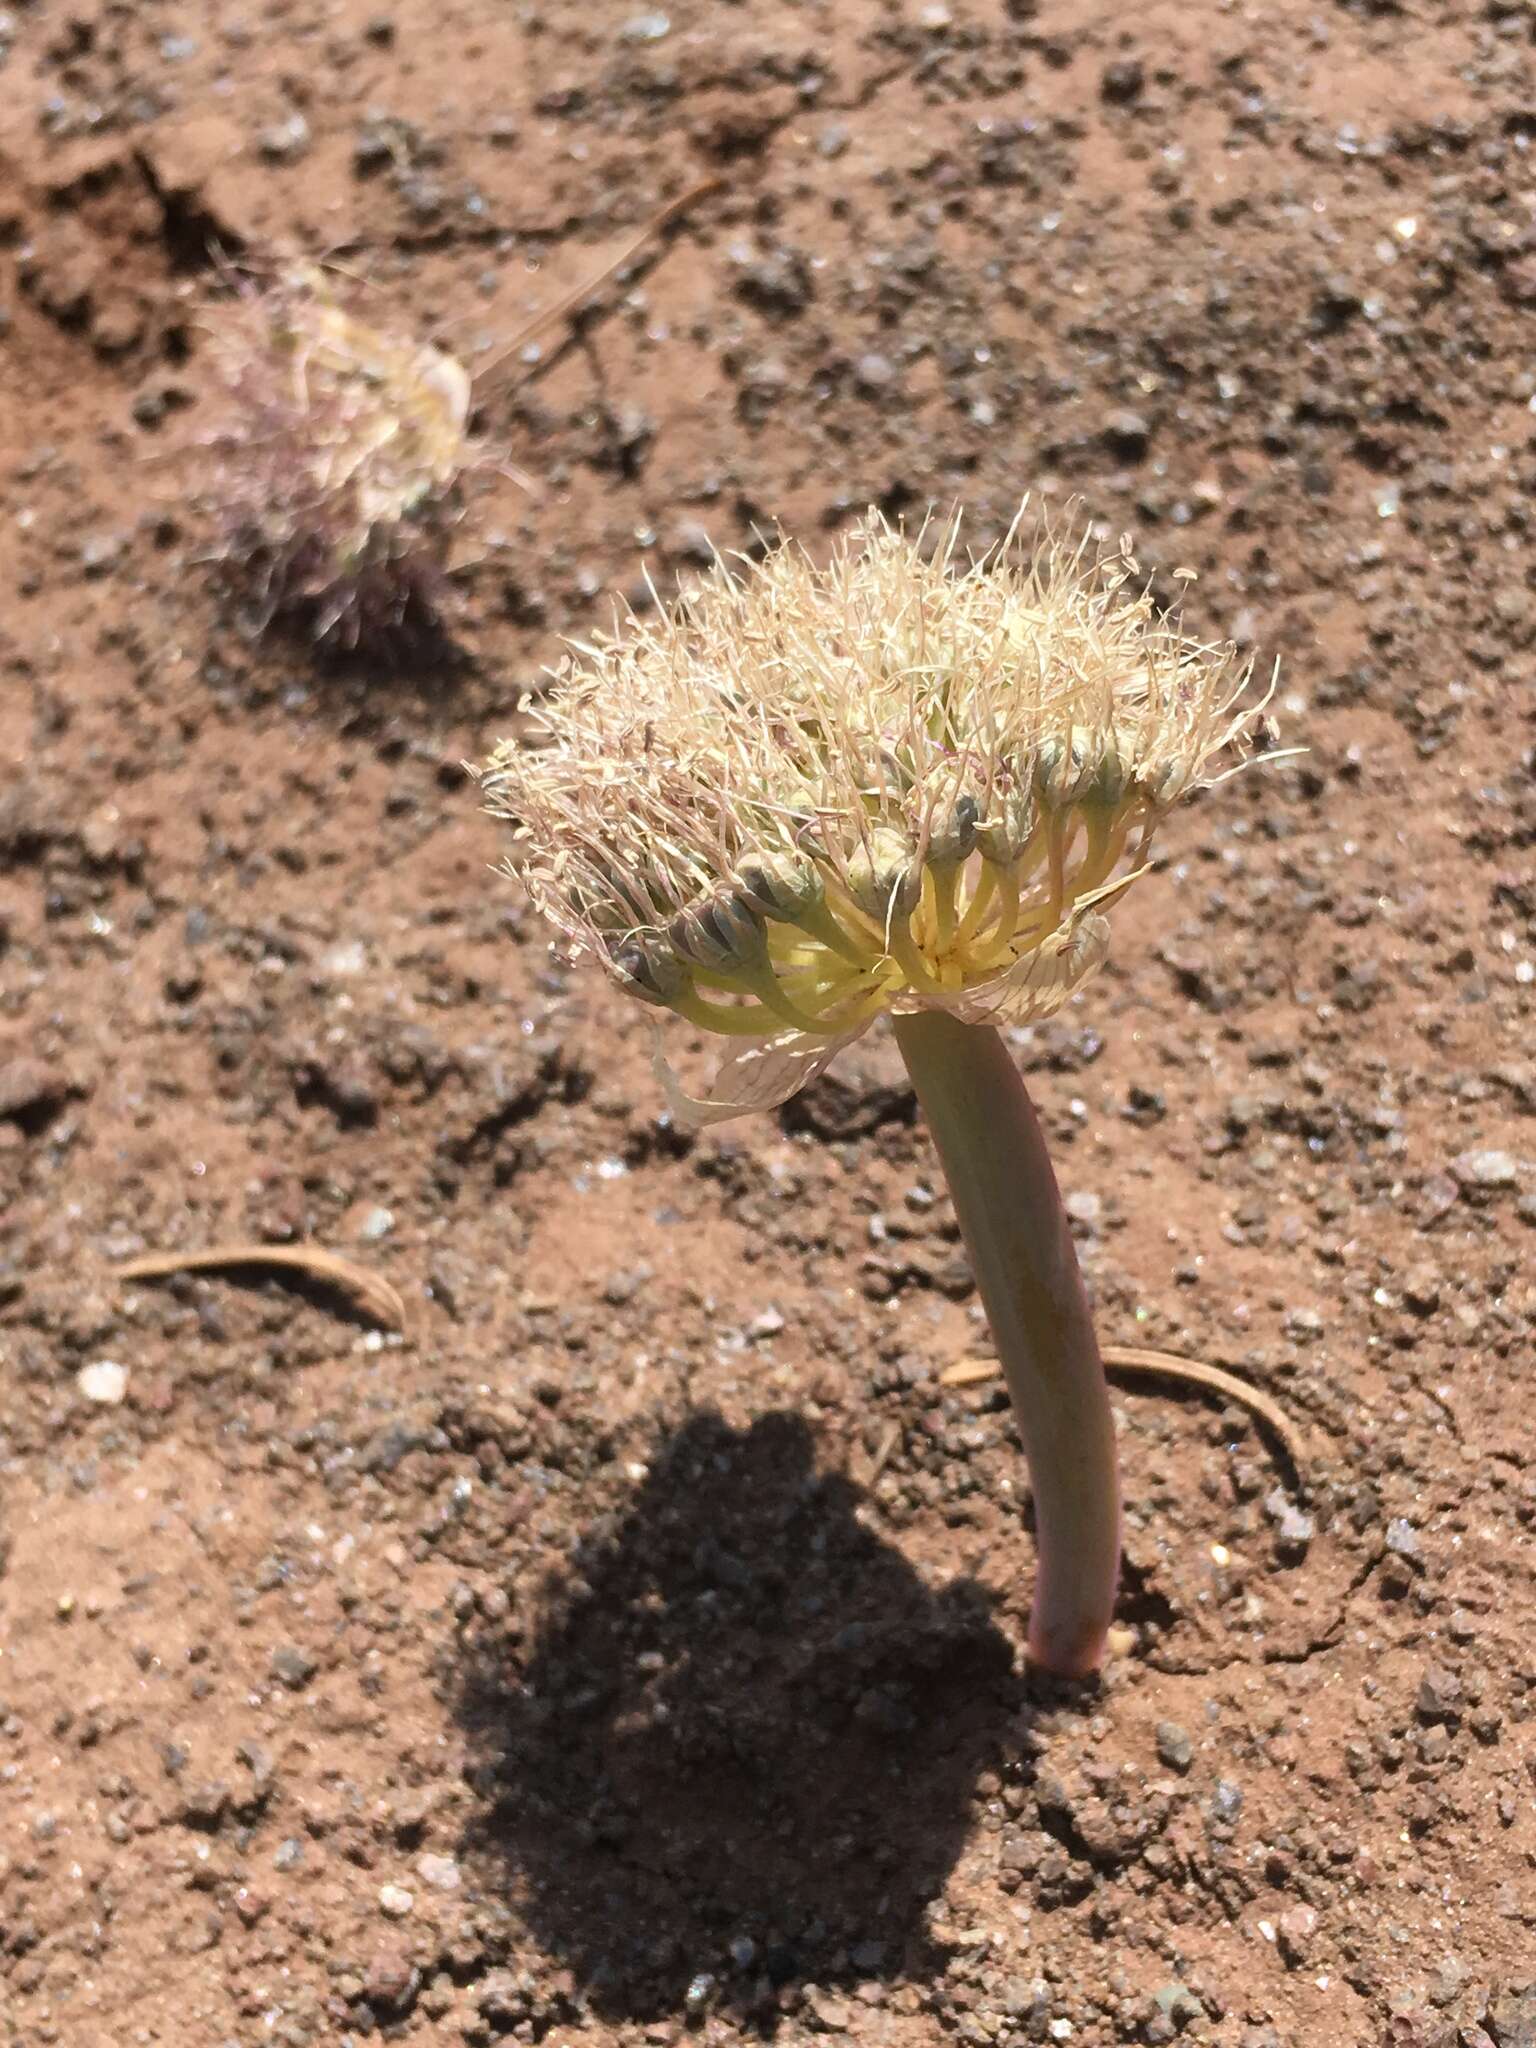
[199,262,474,648]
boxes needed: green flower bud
[735,849,827,922]
[925,793,980,867]
[1033,731,1095,808]
[610,935,689,1007]
[974,771,1037,865]
[1082,725,1134,809]
[668,892,769,973]
[846,826,922,920]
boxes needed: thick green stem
[892,1009,1121,1677]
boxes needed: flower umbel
[484,509,1266,1126]
[201,262,472,645]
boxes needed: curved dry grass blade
[473,177,723,395]
[937,1355,1003,1387]
[940,1344,1310,1477]
[1100,1345,1310,1476]
[116,1244,405,1332]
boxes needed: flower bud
[668,892,769,973]
[1081,725,1134,809]
[735,849,826,922]
[1033,730,1095,808]
[924,793,980,867]
[610,934,689,1007]
[1134,754,1191,808]
[846,826,922,920]
[974,772,1036,865]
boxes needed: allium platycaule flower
[483,510,1271,1677]
[203,262,472,644]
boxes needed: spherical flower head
[483,509,1271,1125]
[202,262,472,645]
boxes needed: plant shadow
[452,1410,1025,2030]
[265,590,476,696]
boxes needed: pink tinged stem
[891,1010,1122,1678]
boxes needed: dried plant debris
[941,1345,1312,1477]
[116,1243,406,1330]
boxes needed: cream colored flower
[203,262,472,642]
[210,262,471,543]
[483,509,1267,1125]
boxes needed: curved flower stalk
[482,508,1271,1675]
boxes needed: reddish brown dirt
[3,1,1535,2044]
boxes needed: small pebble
[258,112,311,161]
[684,1971,716,2015]
[1210,1779,1244,1824]
[1265,1488,1316,1558]
[1416,1664,1463,1721]
[855,352,897,392]
[1418,1724,1451,1765]
[0,1057,69,1122]
[1401,1264,1442,1313]
[80,533,124,576]
[77,1361,129,1405]
[180,1781,230,1828]
[1276,1903,1318,1965]
[806,1989,851,2029]
[1155,1721,1194,1773]
[1154,1983,1205,2027]
[270,1644,318,1691]
[1104,408,1151,457]
[1450,1148,1519,1191]
[321,940,368,978]
[1283,1305,1324,1341]
[601,1265,651,1306]
[363,1947,418,2010]
[1101,57,1145,102]
[378,1883,414,1918]
[1417,1172,1460,1227]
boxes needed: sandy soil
[2,0,1535,2043]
